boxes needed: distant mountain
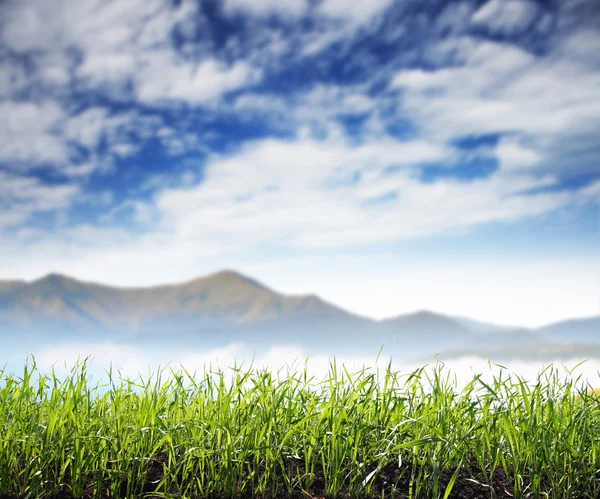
[379,310,477,354]
[451,315,518,334]
[0,280,26,293]
[432,328,543,359]
[475,328,541,349]
[0,271,598,359]
[535,316,600,344]
[424,318,600,361]
[382,310,472,334]
[0,270,371,339]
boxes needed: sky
[0,0,598,327]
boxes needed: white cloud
[144,132,592,254]
[300,84,375,116]
[0,105,160,175]
[0,0,234,178]
[75,0,259,104]
[0,60,28,97]
[0,101,67,166]
[154,134,452,246]
[0,0,66,52]
[391,37,600,177]
[0,171,79,230]
[434,2,478,36]
[112,143,140,157]
[559,29,600,65]
[1,0,259,105]
[577,181,600,205]
[39,64,71,86]
[138,56,261,104]
[471,0,540,35]
[319,0,394,22]
[495,136,542,171]
[224,0,307,17]
[234,84,377,132]
[155,128,202,156]
[78,53,137,84]
[297,0,396,57]
[62,108,110,149]
[301,29,349,57]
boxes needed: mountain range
[1,270,598,360]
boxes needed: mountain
[474,328,541,349]
[382,310,472,335]
[0,270,356,322]
[451,315,518,334]
[535,316,600,344]
[0,280,26,293]
[0,271,598,359]
[432,328,544,360]
[378,310,478,355]
[426,318,600,361]
[0,271,374,347]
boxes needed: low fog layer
[4,340,599,391]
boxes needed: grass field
[0,359,598,499]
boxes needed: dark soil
[0,455,595,499]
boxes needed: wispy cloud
[148,129,596,253]
[0,171,79,230]
[137,57,261,104]
[0,101,67,166]
[392,34,600,179]
[471,0,541,35]
[224,0,308,18]
[318,0,395,22]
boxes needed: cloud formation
[471,0,541,35]
[151,132,597,252]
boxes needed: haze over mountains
[0,270,598,361]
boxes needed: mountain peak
[410,309,444,319]
[27,273,93,295]
[199,269,271,291]
[210,269,251,280]
[383,309,448,322]
[380,309,467,331]
[34,273,79,285]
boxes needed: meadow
[0,359,599,499]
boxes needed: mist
[4,338,599,392]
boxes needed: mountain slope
[380,310,475,335]
[534,316,600,344]
[0,280,26,293]
[0,272,597,357]
[377,310,478,354]
[148,270,365,325]
[0,270,372,336]
[451,315,518,334]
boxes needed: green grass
[0,359,599,499]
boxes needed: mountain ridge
[0,270,372,333]
[0,271,598,355]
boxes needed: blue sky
[0,0,598,326]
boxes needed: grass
[0,359,599,499]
